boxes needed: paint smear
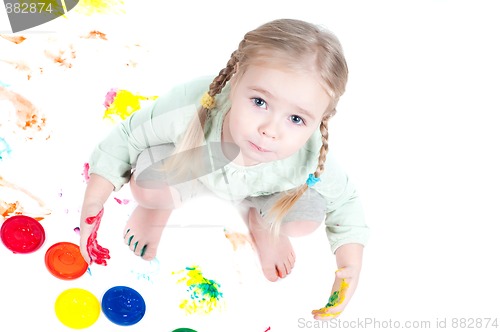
[81,30,108,40]
[103,88,158,122]
[0,87,47,139]
[85,208,110,265]
[224,228,254,251]
[113,197,130,205]
[44,44,76,69]
[0,35,27,44]
[312,279,349,318]
[130,257,160,282]
[174,266,224,315]
[0,137,12,160]
[74,0,125,15]
[0,176,48,219]
[0,59,36,80]
[0,200,22,219]
[82,162,90,182]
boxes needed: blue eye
[252,98,267,108]
[290,115,304,125]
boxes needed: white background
[1,0,499,331]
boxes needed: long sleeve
[88,78,211,190]
[314,157,370,254]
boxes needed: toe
[141,244,157,261]
[263,266,280,282]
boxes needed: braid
[207,39,245,97]
[314,117,329,178]
[267,115,331,237]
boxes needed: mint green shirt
[89,77,369,254]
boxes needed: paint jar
[0,215,45,253]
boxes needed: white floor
[2,1,500,331]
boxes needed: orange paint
[224,229,254,251]
[81,30,108,40]
[0,200,22,219]
[0,87,47,138]
[0,35,26,44]
[0,176,47,220]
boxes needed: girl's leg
[247,189,325,281]
[124,176,182,261]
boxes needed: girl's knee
[130,177,181,209]
[281,220,321,237]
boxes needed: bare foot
[248,208,295,281]
[123,206,172,261]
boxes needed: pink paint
[103,88,117,108]
[113,197,130,205]
[264,327,271,332]
[85,208,110,265]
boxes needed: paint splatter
[224,228,254,251]
[312,279,349,318]
[44,44,76,68]
[74,0,125,15]
[0,59,37,80]
[81,30,108,40]
[174,266,224,315]
[85,208,110,265]
[0,137,12,160]
[0,200,22,219]
[0,176,48,218]
[0,35,26,44]
[113,197,130,205]
[131,257,160,282]
[103,88,158,122]
[0,87,47,139]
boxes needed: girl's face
[223,64,331,166]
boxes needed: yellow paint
[74,0,125,15]
[173,266,224,315]
[103,89,158,122]
[312,278,349,318]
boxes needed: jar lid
[55,288,100,329]
[102,286,146,326]
[1,215,45,253]
[45,242,88,280]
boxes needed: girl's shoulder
[160,76,213,105]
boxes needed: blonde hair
[174,19,348,235]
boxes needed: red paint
[85,208,110,265]
[264,327,271,332]
[113,197,130,205]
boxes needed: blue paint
[0,80,10,87]
[0,137,12,160]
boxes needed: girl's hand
[79,204,110,265]
[311,265,360,320]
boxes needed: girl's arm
[79,174,114,264]
[312,243,364,320]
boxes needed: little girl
[79,18,369,319]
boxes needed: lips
[249,141,271,153]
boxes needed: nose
[259,119,279,139]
